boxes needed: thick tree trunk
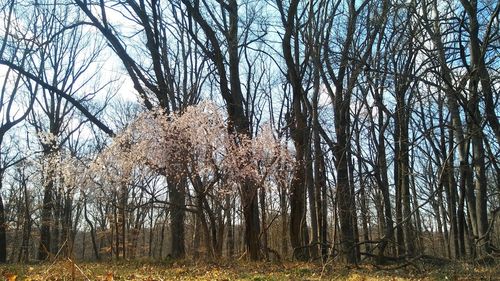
[289,116,309,260]
[469,87,491,256]
[242,188,260,260]
[279,0,310,261]
[465,3,492,256]
[393,44,416,256]
[334,90,356,263]
[169,179,185,258]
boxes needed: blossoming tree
[91,101,294,258]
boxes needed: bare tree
[0,0,36,263]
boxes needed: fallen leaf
[3,273,17,281]
[105,271,114,281]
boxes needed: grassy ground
[0,259,498,280]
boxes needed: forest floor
[0,258,498,280]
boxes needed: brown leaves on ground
[2,272,17,281]
[0,259,497,280]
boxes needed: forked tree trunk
[84,196,100,260]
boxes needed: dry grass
[0,258,498,280]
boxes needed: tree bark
[38,171,53,260]
[0,191,6,263]
[169,178,185,258]
[242,188,261,260]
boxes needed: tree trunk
[242,188,260,260]
[169,178,185,258]
[0,192,6,263]
[469,84,491,256]
[120,185,127,259]
[375,96,394,262]
[38,175,53,260]
[356,130,371,256]
[441,106,460,259]
[83,197,100,260]
[278,0,310,261]
[348,149,360,261]
[225,195,234,258]
[18,178,31,263]
[427,0,477,257]
[465,3,492,255]
[279,178,288,257]
[289,118,309,260]
[260,187,269,260]
[306,143,319,259]
[334,95,356,263]
[313,114,328,261]
[52,192,61,255]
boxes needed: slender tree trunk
[439,181,450,257]
[113,199,119,259]
[357,132,371,256]
[260,187,269,260]
[313,115,328,260]
[0,190,6,263]
[52,192,61,255]
[306,143,319,259]
[19,178,31,263]
[38,172,53,260]
[457,166,467,258]
[409,152,423,254]
[279,179,288,257]
[148,206,154,258]
[440,106,460,259]
[225,195,234,258]
[120,184,127,259]
[427,0,478,256]
[83,199,99,260]
[348,149,360,261]
[61,193,72,257]
[375,98,394,262]
[159,205,169,259]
